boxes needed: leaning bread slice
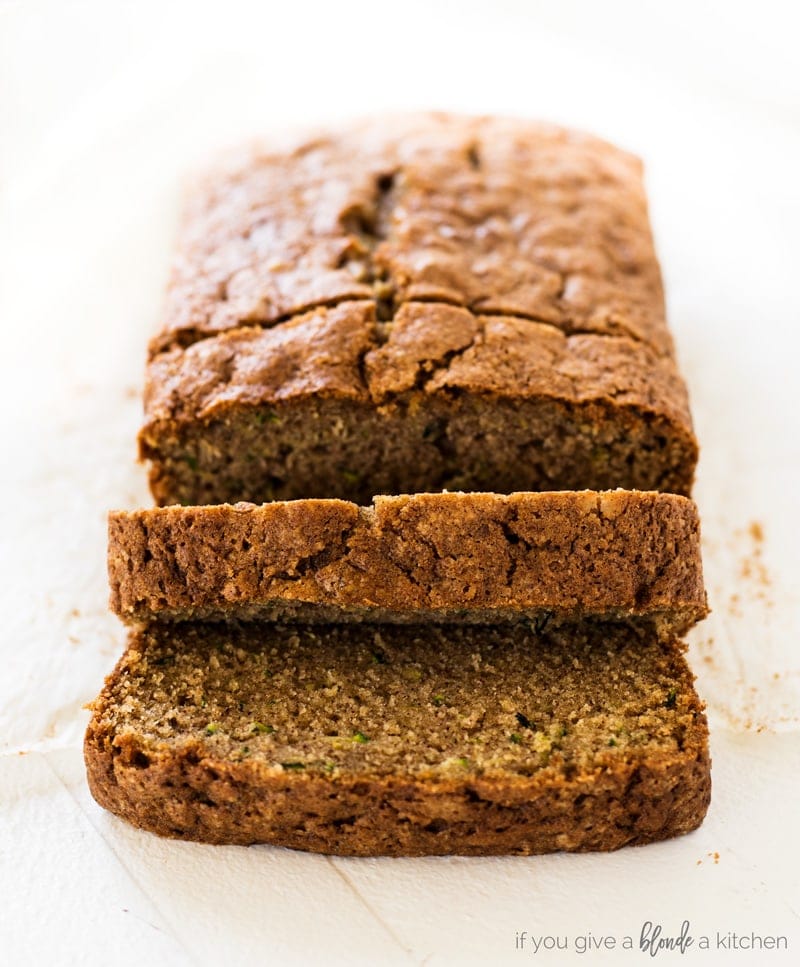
[109,491,707,638]
[85,621,710,855]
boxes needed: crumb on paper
[736,519,772,602]
[713,518,774,623]
[692,636,715,665]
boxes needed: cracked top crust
[143,300,692,429]
[108,491,708,635]
[153,113,672,357]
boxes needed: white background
[2,1,799,964]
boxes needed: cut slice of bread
[85,620,711,856]
[108,491,708,637]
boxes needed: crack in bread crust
[151,296,658,358]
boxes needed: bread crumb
[718,519,774,619]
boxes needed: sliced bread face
[85,621,710,856]
[108,491,708,637]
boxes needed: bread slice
[84,621,710,855]
[108,491,708,637]
[139,114,697,506]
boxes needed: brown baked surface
[84,621,711,856]
[108,491,708,636]
[139,114,698,504]
[153,114,671,354]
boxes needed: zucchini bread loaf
[85,621,710,855]
[109,491,707,635]
[140,114,697,505]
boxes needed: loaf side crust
[85,736,711,856]
[108,491,708,635]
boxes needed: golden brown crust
[85,734,711,855]
[84,622,711,855]
[108,491,708,635]
[143,302,377,422]
[153,113,670,355]
[142,303,692,428]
